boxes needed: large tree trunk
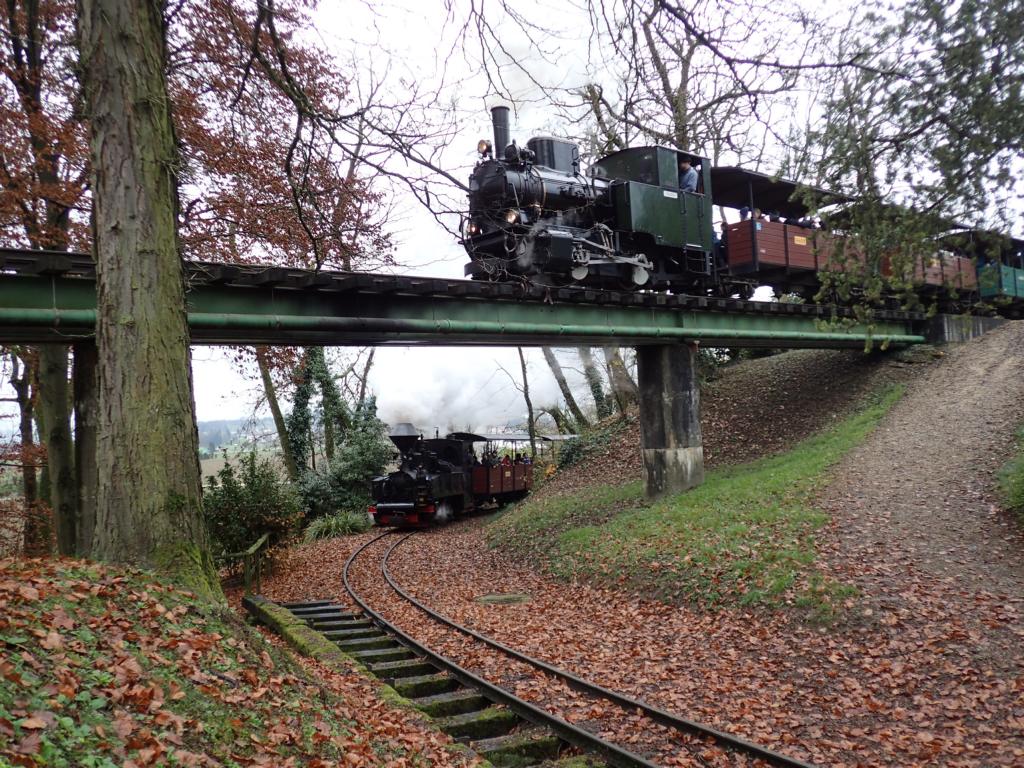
[517,348,537,459]
[602,347,639,414]
[577,347,612,420]
[73,342,98,557]
[541,347,589,429]
[255,347,299,482]
[37,345,77,555]
[80,0,220,599]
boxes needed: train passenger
[716,222,729,270]
[739,206,751,220]
[678,158,698,193]
[500,455,512,467]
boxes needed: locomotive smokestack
[491,106,510,153]
[389,422,421,454]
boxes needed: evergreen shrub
[203,451,302,565]
[297,398,394,518]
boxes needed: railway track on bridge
[0,245,921,322]
[276,530,821,768]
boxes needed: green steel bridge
[0,248,925,348]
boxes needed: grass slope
[999,426,1024,517]
[489,385,905,618]
[0,559,468,768]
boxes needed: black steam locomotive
[370,424,532,527]
[462,106,716,293]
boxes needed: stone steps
[471,728,562,767]
[276,600,597,767]
[412,689,490,718]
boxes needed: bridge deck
[0,248,925,348]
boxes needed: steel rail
[382,533,819,768]
[343,531,666,768]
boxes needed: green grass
[0,559,449,767]
[304,509,373,541]
[489,384,905,619]
[998,427,1024,517]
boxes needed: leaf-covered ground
[0,557,476,768]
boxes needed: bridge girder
[0,255,925,349]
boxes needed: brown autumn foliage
[1,0,391,265]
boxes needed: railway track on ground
[278,530,821,768]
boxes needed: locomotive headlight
[477,139,492,156]
[504,209,520,224]
[465,221,480,237]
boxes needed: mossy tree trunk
[79,0,220,599]
[73,342,98,557]
[602,347,639,414]
[577,347,612,420]
[37,345,77,555]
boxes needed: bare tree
[517,348,537,459]
[541,347,590,429]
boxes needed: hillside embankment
[0,558,475,767]
[535,345,925,500]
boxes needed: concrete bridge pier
[636,343,704,498]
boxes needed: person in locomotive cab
[678,158,698,193]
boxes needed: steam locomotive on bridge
[370,423,532,527]
[462,107,1024,313]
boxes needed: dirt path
[820,321,1024,596]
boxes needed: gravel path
[820,321,1024,595]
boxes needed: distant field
[200,448,286,482]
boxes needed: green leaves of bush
[297,399,394,519]
[203,451,303,565]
